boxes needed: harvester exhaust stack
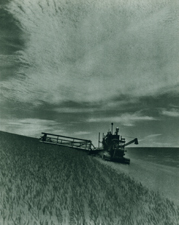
[98,132,100,148]
[111,123,113,134]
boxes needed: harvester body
[101,124,138,164]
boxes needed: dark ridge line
[0,130,37,139]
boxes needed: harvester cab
[100,123,138,164]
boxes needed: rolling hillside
[0,131,179,225]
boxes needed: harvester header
[39,132,96,151]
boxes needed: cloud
[161,108,179,117]
[54,96,139,115]
[1,0,179,106]
[55,107,96,113]
[142,134,162,140]
[146,134,162,138]
[74,131,91,136]
[0,118,63,137]
[87,112,156,126]
[139,133,163,147]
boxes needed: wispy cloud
[55,107,96,113]
[140,133,162,142]
[139,134,163,147]
[87,112,156,127]
[74,131,91,136]
[161,108,179,117]
[144,134,162,139]
[0,118,63,137]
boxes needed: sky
[0,0,179,147]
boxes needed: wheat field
[0,131,179,225]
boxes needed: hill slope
[0,131,179,225]
[97,153,179,206]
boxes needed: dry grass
[0,131,179,225]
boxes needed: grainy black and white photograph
[0,0,179,224]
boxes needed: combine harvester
[97,123,138,164]
[39,123,138,164]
